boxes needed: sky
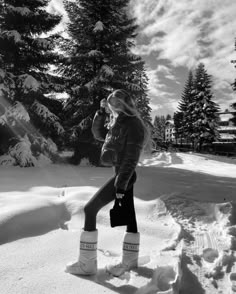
[48,0,236,120]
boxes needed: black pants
[84,171,138,233]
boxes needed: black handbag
[110,198,131,227]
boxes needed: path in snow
[160,194,236,294]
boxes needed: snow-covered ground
[0,152,236,293]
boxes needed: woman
[66,89,147,277]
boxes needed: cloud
[216,91,236,110]
[147,68,174,95]
[131,0,236,85]
[153,65,179,84]
[130,0,236,116]
[44,0,235,117]
[156,65,171,74]
[146,67,179,117]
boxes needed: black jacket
[92,110,145,193]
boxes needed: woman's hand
[100,98,107,108]
[100,98,110,113]
[116,193,125,200]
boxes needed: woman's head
[107,89,136,117]
[106,89,150,149]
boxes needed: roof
[165,119,174,125]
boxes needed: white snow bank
[0,153,236,293]
[0,183,181,251]
[0,192,69,245]
[140,152,236,178]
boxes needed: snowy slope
[0,152,236,293]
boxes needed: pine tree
[0,0,64,166]
[152,115,165,144]
[166,114,172,120]
[173,111,183,144]
[134,64,152,125]
[175,71,195,144]
[190,63,220,151]
[58,0,151,164]
[178,71,194,113]
[152,116,161,142]
[160,116,166,142]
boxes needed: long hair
[107,89,150,149]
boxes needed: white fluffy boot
[106,232,140,277]
[65,230,98,275]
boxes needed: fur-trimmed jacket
[92,109,145,193]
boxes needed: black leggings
[84,171,137,233]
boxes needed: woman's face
[107,95,123,113]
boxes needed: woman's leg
[124,185,138,233]
[105,171,139,276]
[106,173,139,277]
[66,175,116,275]
[123,171,138,233]
[84,175,116,231]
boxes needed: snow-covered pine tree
[152,115,165,145]
[58,0,151,164]
[178,71,194,114]
[176,71,195,144]
[160,115,166,142]
[132,62,152,152]
[0,0,65,166]
[173,111,183,144]
[190,63,220,151]
[152,116,161,143]
[132,64,152,125]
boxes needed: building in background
[217,111,236,142]
[162,112,236,146]
[165,120,175,142]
